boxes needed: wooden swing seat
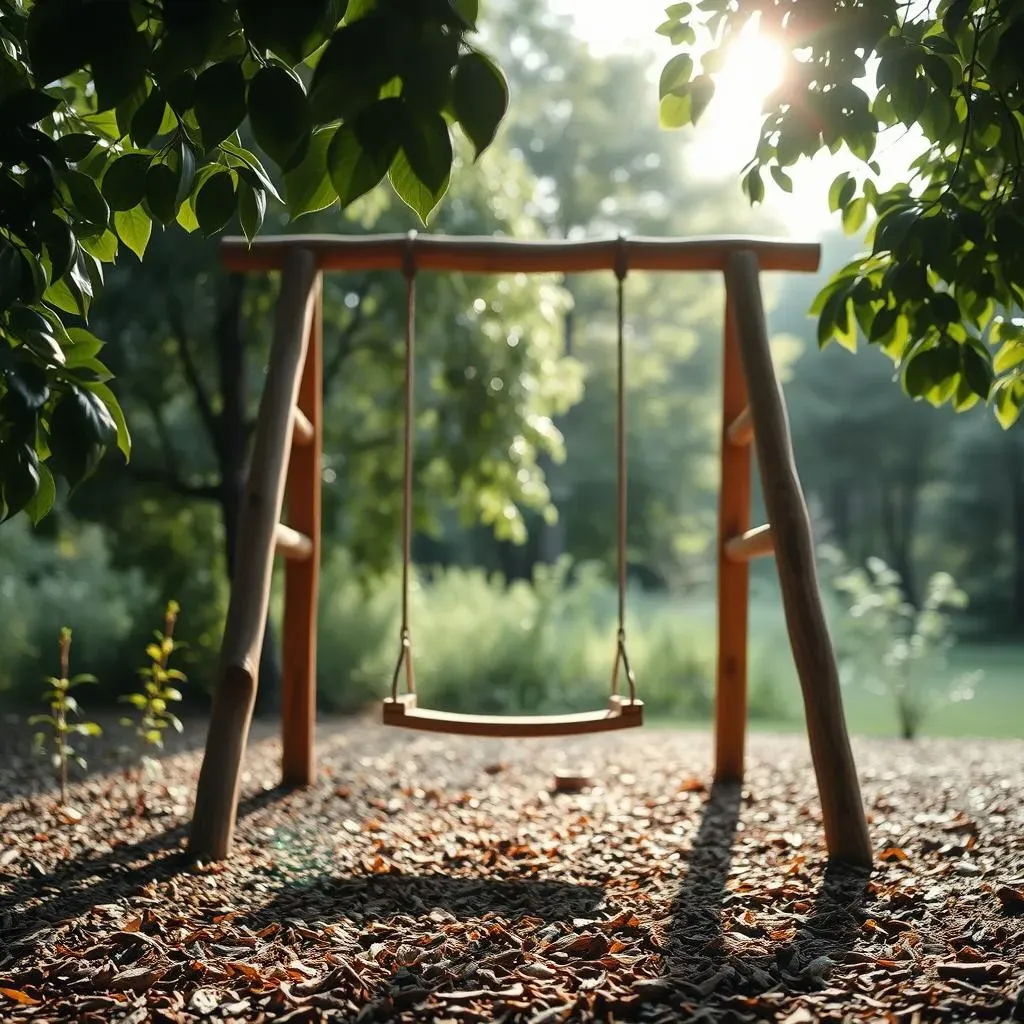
[382,694,644,737]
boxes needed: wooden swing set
[187,233,873,870]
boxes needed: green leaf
[146,162,180,224]
[309,14,399,123]
[0,88,60,126]
[400,111,453,196]
[101,154,152,211]
[238,180,267,244]
[453,0,479,29]
[26,4,91,84]
[1,443,41,520]
[902,343,960,398]
[283,126,339,218]
[47,387,118,488]
[220,139,284,203]
[65,171,110,228]
[389,146,450,224]
[961,343,994,399]
[770,165,794,193]
[113,207,152,261]
[327,123,389,208]
[130,87,167,148]
[80,229,119,264]
[240,0,336,66]
[91,13,149,110]
[82,381,131,461]
[452,52,508,159]
[23,463,55,525]
[5,359,50,411]
[659,53,694,99]
[194,171,237,236]
[659,90,692,129]
[57,133,100,162]
[247,66,311,169]
[194,62,247,148]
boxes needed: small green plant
[827,551,982,740]
[120,600,186,770]
[28,627,102,805]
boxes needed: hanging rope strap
[390,232,418,701]
[611,236,637,704]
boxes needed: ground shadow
[664,780,870,1011]
[0,785,289,962]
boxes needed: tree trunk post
[281,274,322,787]
[714,286,752,783]
[725,250,872,868]
[189,249,318,860]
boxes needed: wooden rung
[726,407,753,447]
[725,524,773,562]
[292,407,314,445]
[381,694,644,738]
[274,523,313,561]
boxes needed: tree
[0,0,509,521]
[657,0,1024,427]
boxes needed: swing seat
[382,694,644,738]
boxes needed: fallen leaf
[0,988,40,1005]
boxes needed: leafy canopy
[658,0,1024,428]
[0,0,508,522]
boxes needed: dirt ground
[1,714,1022,1023]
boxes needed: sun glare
[689,24,787,177]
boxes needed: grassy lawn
[629,575,1024,741]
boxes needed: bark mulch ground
[1,714,1022,1023]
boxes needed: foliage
[0,0,509,520]
[658,0,1024,427]
[0,514,155,696]
[119,599,185,765]
[824,548,982,739]
[313,546,789,719]
[27,626,102,804]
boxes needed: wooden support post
[281,275,322,788]
[714,286,752,783]
[725,250,872,868]
[188,249,318,861]
[725,524,774,562]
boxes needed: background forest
[1,0,1020,741]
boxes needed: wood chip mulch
[1,715,1022,1023]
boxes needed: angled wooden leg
[725,250,872,868]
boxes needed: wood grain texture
[725,250,872,868]
[282,276,323,787]
[382,694,644,737]
[714,291,753,783]
[222,234,820,275]
[189,249,318,860]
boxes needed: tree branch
[168,297,220,446]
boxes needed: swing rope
[384,232,642,735]
[389,234,417,703]
[611,238,636,704]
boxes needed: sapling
[120,600,186,774]
[28,627,102,805]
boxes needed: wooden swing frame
[187,233,873,871]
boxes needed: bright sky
[552,0,917,240]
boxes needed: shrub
[312,547,785,721]
[0,518,155,702]
[826,549,982,739]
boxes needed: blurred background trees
[2,0,1020,741]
